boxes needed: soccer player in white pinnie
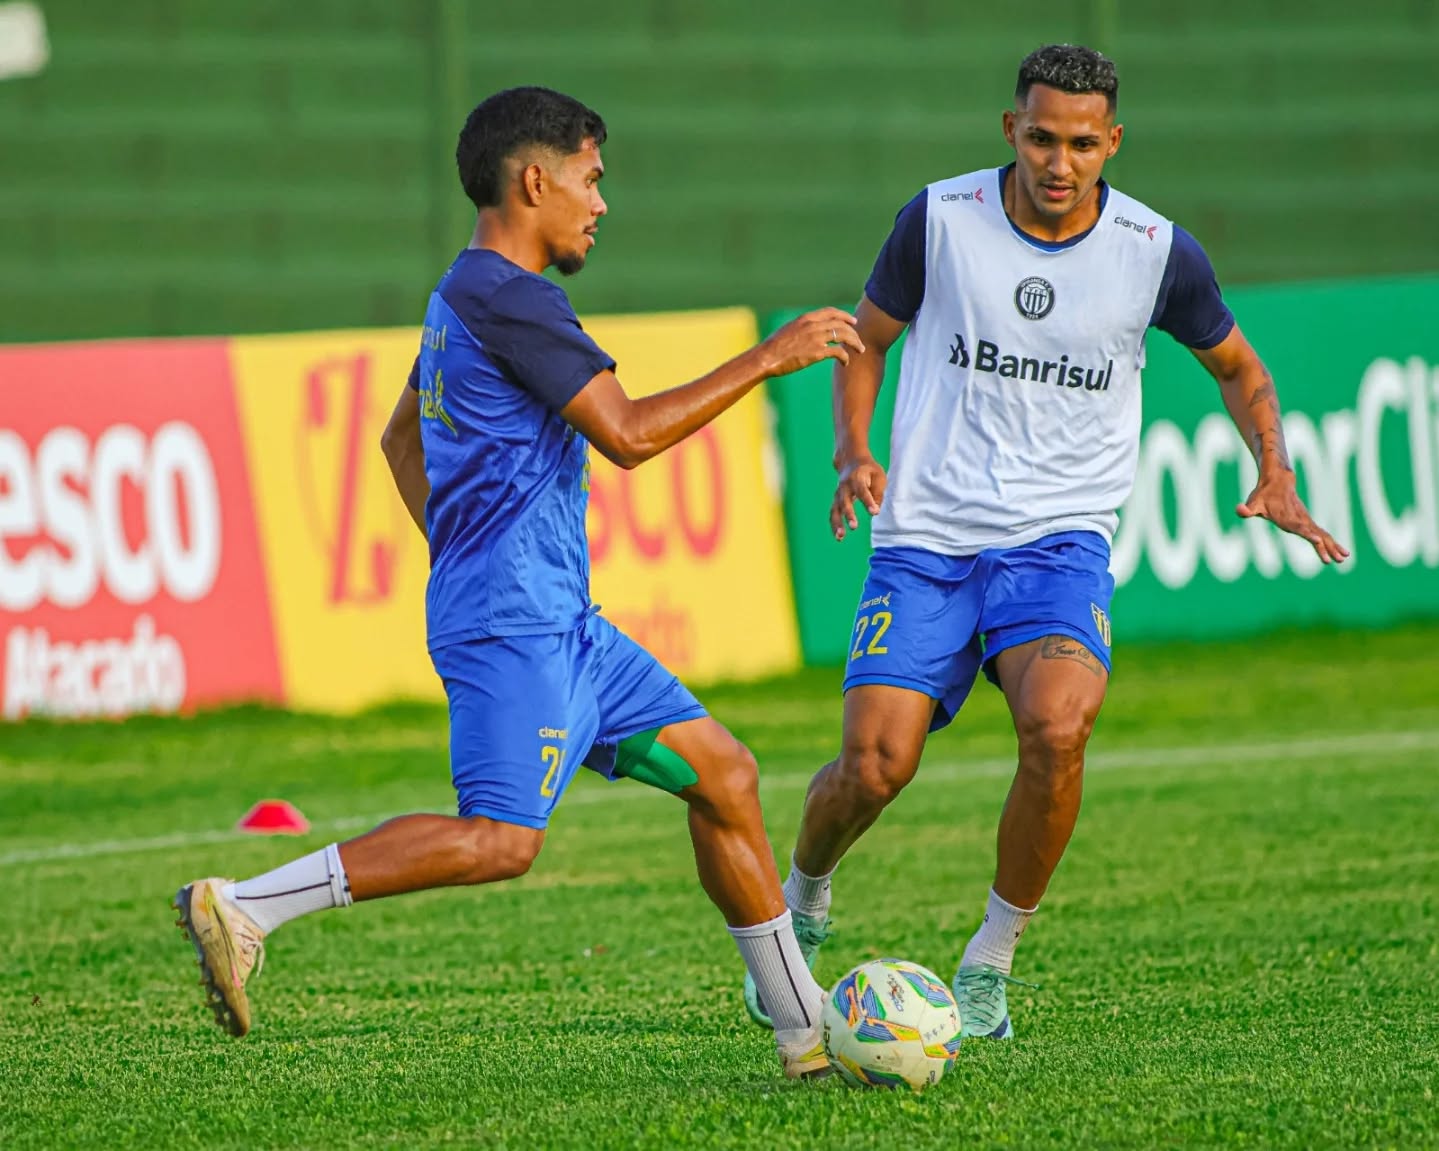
[744,44,1349,1040]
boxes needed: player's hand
[759,308,865,377]
[831,455,888,541]
[1237,471,1350,564]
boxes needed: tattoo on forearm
[1246,367,1292,471]
[1039,636,1107,678]
[1246,376,1276,411]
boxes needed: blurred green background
[4,0,1438,343]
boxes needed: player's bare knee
[688,740,760,819]
[1015,709,1093,775]
[729,741,761,795]
[460,819,544,884]
[837,740,913,811]
[806,757,842,802]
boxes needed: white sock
[729,910,824,1043]
[222,843,352,934]
[959,888,1036,975]
[781,855,834,920]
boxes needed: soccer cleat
[778,1033,833,1080]
[951,964,1038,1040]
[173,877,267,1037]
[743,911,832,1029]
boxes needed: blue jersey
[410,249,615,651]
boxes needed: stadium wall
[2,2,1438,343]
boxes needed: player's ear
[1001,109,1017,147]
[1107,122,1123,159]
[520,160,546,206]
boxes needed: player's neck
[469,216,548,275]
[1001,167,1102,245]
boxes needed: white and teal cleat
[742,911,832,1029]
[952,964,1038,1040]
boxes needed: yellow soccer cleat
[173,877,266,1037]
[779,1033,834,1081]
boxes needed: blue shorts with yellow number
[843,531,1115,731]
[430,612,707,829]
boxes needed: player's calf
[337,815,546,899]
[643,718,831,1073]
[171,816,549,1038]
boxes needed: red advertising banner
[0,341,282,718]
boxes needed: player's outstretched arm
[1190,326,1349,564]
[831,296,907,541]
[560,307,863,470]
[380,382,430,535]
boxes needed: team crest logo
[1090,603,1112,647]
[1013,276,1055,321]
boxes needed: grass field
[2,624,1438,1150]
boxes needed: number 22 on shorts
[850,611,892,661]
[540,745,566,797]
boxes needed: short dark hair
[1016,44,1118,112]
[456,86,607,210]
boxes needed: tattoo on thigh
[1039,635,1106,678]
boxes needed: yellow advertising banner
[230,308,799,712]
[582,308,800,684]
[230,330,438,712]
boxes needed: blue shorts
[843,531,1115,731]
[430,612,708,828]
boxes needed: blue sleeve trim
[1150,225,1236,350]
[464,275,616,411]
[864,190,927,322]
[406,355,420,391]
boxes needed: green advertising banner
[763,310,903,664]
[765,275,1439,663]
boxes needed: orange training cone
[237,800,311,836]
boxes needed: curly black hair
[1016,44,1118,112]
[456,86,607,210]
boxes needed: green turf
[2,624,1437,1150]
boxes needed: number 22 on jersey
[850,611,892,661]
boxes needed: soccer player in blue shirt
[174,87,862,1080]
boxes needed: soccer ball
[821,958,962,1091]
